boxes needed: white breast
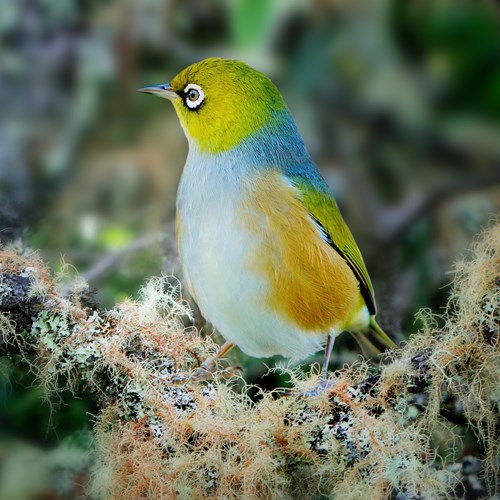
[176,146,326,360]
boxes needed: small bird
[139,58,396,389]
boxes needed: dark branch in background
[320,89,500,248]
[376,167,500,245]
[81,233,158,284]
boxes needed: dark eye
[184,84,205,109]
[188,88,200,101]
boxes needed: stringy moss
[429,223,499,484]
[0,223,498,498]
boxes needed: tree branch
[0,223,498,498]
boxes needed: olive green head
[139,58,287,153]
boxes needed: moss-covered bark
[0,224,498,498]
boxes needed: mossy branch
[0,224,498,498]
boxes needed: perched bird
[139,58,396,389]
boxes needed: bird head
[138,58,287,154]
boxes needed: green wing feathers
[289,174,398,355]
[291,176,377,315]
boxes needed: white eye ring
[184,83,205,109]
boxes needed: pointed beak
[137,83,178,100]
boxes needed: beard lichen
[0,223,498,498]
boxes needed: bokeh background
[1,0,499,496]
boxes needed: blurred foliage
[391,0,500,120]
[0,0,499,491]
[0,358,95,445]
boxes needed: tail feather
[369,317,398,350]
[350,331,382,359]
[350,318,398,359]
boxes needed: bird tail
[350,317,398,359]
[369,317,398,350]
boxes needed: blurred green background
[1,0,499,496]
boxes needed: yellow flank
[241,171,363,333]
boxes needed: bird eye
[184,84,205,110]
[188,89,199,101]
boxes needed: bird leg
[190,341,235,381]
[304,334,336,396]
[171,341,236,383]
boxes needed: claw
[169,341,237,384]
[190,366,215,382]
[302,377,336,397]
[219,366,243,379]
[170,373,189,384]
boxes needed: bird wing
[288,173,377,315]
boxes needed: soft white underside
[176,146,328,361]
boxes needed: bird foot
[188,355,219,381]
[170,341,236,384]
[169,359,214,384]
[302,377,336,397]
[170,357,242,384]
